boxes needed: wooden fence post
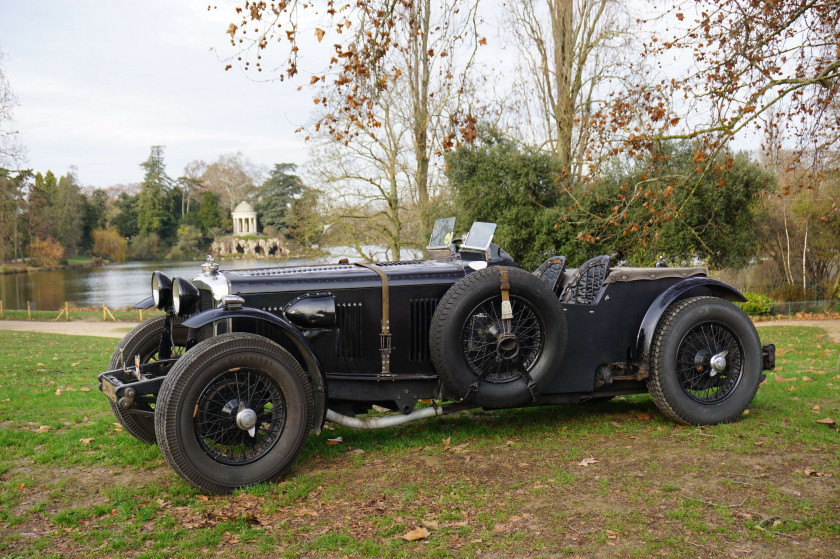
[27,301,31,320]
[65,302,69,322]
[103,303,106,322]
[0,299,3,320]
[139,308,143,322]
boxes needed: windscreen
[428,217,456,248]
[461,222,497,251]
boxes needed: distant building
[232,201,258,236]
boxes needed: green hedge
[735,292,775,316]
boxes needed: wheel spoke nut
[236,408,258,436]
[710,353,727,375]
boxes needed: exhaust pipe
[325,404,469,430]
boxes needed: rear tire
[647,297,762,425]
[155,333,313,494]
[107,316,187,443]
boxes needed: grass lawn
[0,326,838,558]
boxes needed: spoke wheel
[155,333,313,494]
[194,367,287,465]
[430,267,566,408]
[648,296,763,425]
[676,322,743,404]
[461,296,544,383]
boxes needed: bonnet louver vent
[409,298,439,362]
[336,302,363,359]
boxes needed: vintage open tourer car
[99,218,775,493]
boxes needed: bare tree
[179,159,207,216]
[0,48,24,169]
[201,152,263,212]
[506,0,633,181]
[220,0,483,249]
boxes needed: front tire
[647,297,762,425]
[155,333,313,494]
[107,316,187,443]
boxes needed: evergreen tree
[197,191,227,234]
[111,192,140,238]
[256,163,305,234]
[137,146,174,239]
[26,171,59,241]
[81,188,108,251]
[54,171,84,256]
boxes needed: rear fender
[635,278,747,363]
[182,307,328,433]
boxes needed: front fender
[636,277,746,362]
[182,306,328,433]
[133,296,156,309]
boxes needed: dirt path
[754,319,840,344]
[0,319,136,338]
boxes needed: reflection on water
[0,246,422,310]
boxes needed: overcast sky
[0,0,313,187]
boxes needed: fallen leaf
[401,526,429,541]
[816,417,836,427]
[37,363,44,366]
[196,495,210,502]
[55,389,63,396]
[578,457,598,467]
[797,468,833,478]
[36,425,51,432]
[422,520,439,529]
[349,448,365,454]
[812,406,821,412]
[742,409,750,415]
[610,421,623,428]
[80,438,94,445]
[802,376,813,382]
[70,362,80,367]
[635,413,651,420]
[80,387,91,392]
[442,437,451,451]
[326,436,344,445]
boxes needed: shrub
[129,234,160,260]
[736,292,775,316]
[29,237,64,268]
[167,225,206,260]
[92,227,127,262]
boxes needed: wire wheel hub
[194,367,286,465]
[677,322,743,404]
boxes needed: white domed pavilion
[232,201,258,236]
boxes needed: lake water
[0,247,422,310]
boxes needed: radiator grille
[197,288,214,313]
[336,302,363,359]
[409,298,439,362]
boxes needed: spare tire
[430,267,567,408]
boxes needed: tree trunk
[548,0,575,171]
[802,220,808,292]
[410,0,432,228]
